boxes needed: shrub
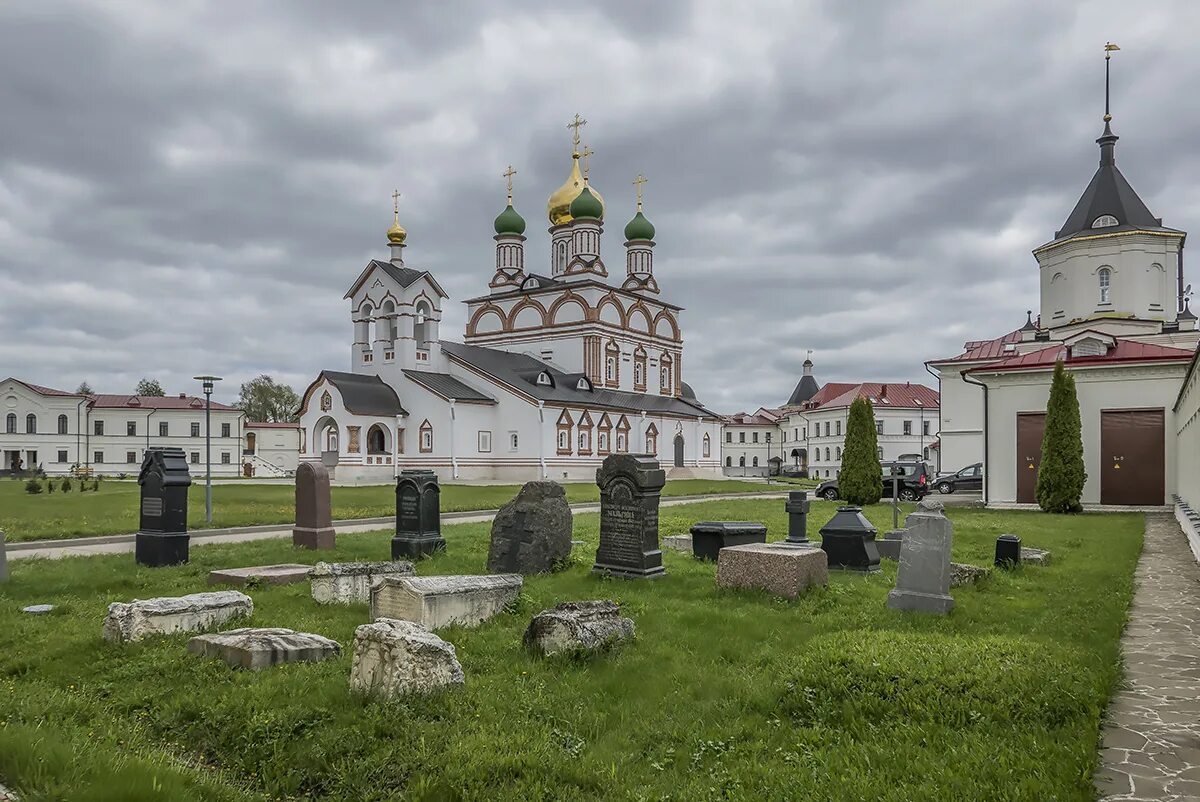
[24,478,43,494]
[1037,361,1086,513]
[47,478,55,494]
[61,477,72,493]
[839,397,882,505]
[91,479,100,492]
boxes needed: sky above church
[2,1,1200,413]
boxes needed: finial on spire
[502,165,516,204]
[391,189,401,222]
[581,145,594,182]
[387,189,407,247]
[567,113,587,154]
[633,173,647,212]
[1104,42,1120,123]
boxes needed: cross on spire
[502,165,516,203]
[581,145,594,181]
[1104,42,1120,122]
[567,113,587,152]
[633,173,647,211]
[391,189,401,220]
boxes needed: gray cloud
[2,0,1199,413]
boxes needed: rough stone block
[309,561,416,605]
[716,542,828,599]
[950,562,989,587]
[103,591,253,643]
[662,534,693,553]
[370,574,522,630]
[350,618,464,699]
[208,564,312,587]
[23,604,53,615]
[487,481,573,574]
[523,600,635,657]
[187,627,340,670]
[1021,547,1051,566]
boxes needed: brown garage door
[1016,412,1046,503]
[1101,409,1165,506]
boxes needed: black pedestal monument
[784,490,810,544]
[592,454,665,579]
[135,447,192,567]
[392,469,445,559]
[818,506,881,573]
[994,534,1021,568]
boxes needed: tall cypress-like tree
[1036,360,1087,513]
[840,396,882,505]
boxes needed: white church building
[298,122,722,483]
[929,82,1199,507]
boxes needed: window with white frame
[58,415,68,435]
[508,431,519,451]
[598,431,609,452]
[190,451,199,464]
[875,420,884,435]
[159,421,169,437]
[835,420,841,437]
[419,420,433,453]
[126,451,137,464]
[558,430,569,451]
[903,420,912,435]
[221,452,231,464]
[94,450,104,464]
[1098,267,1112,303]
[703,434,711,458]
[126,420,136,437]
[190,422,200,437]
[616,432,627,452]
[922,420,930,436]
[478,431,492,453]
[57,450,68,463]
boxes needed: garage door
[1100,409,1165,506]
[1016,412,1046,504]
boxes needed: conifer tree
[1036,360,1087,513]
[839,396,882,505]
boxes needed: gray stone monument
[0,529,8,584]
[187,628,341,671]
[784,491,810,544]
[886,500,955,615]
[487,481,573,574]
[592,454,666,580]
[293,462,336,550]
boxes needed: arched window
[702,433,711,458]
[739,456,745,467]
[419,420,433,453]
[1093,214,1118,228]
[556,410,573,455]
[835,447,842,460]
[645,423,658,454]
[726,456,732,467]
[752,456,759,467]
[659,354,673,394]
[25,414,36,434]
[824,447,830,461]
[415,301,432,343]
[1098,268,1111,304]
[58,414,68,435]
[5,413,15,433]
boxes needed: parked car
[936,463,983,494]
[814,461,932,502]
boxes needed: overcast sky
[2,1,1199,413]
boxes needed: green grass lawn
[0,477,770,543]
[0,499,1141,801]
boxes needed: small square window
[126,451,137,464]
[221,452,231,464]
[57,450,68,463]
[94,451,104,465]
[190,452,200,464]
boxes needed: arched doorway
[245,432,257,455]
[673,434,684,467]
[367,423,389,455]
[315,416,339,467]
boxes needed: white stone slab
[309,561,415,605]
[369,574,522,630]
[350,618,464,699]
[102,591,253,643]
[187,627,340,670]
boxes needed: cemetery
[0,452,1144,800]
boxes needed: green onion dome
[623,210,655,241]
[493,202,526,236]
[568,186,604,221]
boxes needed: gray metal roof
[343,259,449,300]
[441,341,718,419]
[320,371,407,416]
[402,370,496,404]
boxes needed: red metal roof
[88,394,238,411]
[3,378,80,397]
[933,328,1024,363]
[809,382,939,411]
[969,339,1195,374]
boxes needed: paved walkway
[1096,513,1200,801]
[7,491,790,561]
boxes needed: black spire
[785,353,820,407]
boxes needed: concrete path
[7,492,790,561]
[1095,513,1200,801]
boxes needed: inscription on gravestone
[392,470,445,559]
[142,497,163,518]
[592,454,665,580]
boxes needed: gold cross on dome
[502,165,516,201]
[582,146,594,180]
[567,113,587,149]
[391,189,401,217]
[633,173,647,210]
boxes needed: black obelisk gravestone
[135,447,192,567]
[785,490,810,544]
[592,454,665,579]
[392,469,445,559]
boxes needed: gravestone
[370,574,522,629]
[524,600,635,657]
[716,542,828,599]
[877,529,907,561]
[292,462,336,550]
[309,561,415,605]
[995,534,1021,568]
[818,506,881,572]
[135,447,192,567]
[1021,547,1052,566]
[187,627,341,671]
[690,521,767,561]
[350,619,464,699]
[392,470,445,559]
[487,481,573,574]
[208,564,312,587]
[950,562,989,587]
[102,591,253,643]
[886,503,955,615]
[0,529,7,584]
[592,454,666,579]
[662,534,693,553]
[784,491,811,544]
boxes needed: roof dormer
[1064,330,1116,358]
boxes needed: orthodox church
[298,119,722,483]
[929,49,1200,508]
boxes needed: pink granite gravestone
[293,462,336,550]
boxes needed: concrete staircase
[246,454,290,478]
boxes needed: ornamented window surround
[419,419,433,453]
[556,409,574,456]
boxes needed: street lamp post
[193,375,222,524]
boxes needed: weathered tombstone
[0,529,8,584]
[523,600,635,657]
[690,521,767,561]
[662,534,693,553]
[592,454,666,579]
[716,542,828,599]
[350,619,464,699]
[995,534,1021,568]
[292,462,335,550]
[1021,547,1052,566]
[950,562,989,587]
[208,564,312,587]
[487,481,573,574]
[818,506,881,572]
[187,628,341,671]
[23,604,54,615]
[784,491,810,544]
[102,591,253,643]
[309,561,415,605]
[392,470,445,559]
[135,447,192,567]
[370,574,522,629]
[886,503,955,614]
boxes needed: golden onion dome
[386,216,407,245]
[546,153,604,226]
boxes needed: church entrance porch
[1016,412,1045,504]
[1100,409,1165,506]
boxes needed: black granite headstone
[135,447,192,567]
[994,534,1021,568]
[690,521,767,561]
[818,506,881,573]
[592,454,666,579]
[785,491,810,544]
[392,469,445,559]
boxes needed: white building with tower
[298,118,722,484]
